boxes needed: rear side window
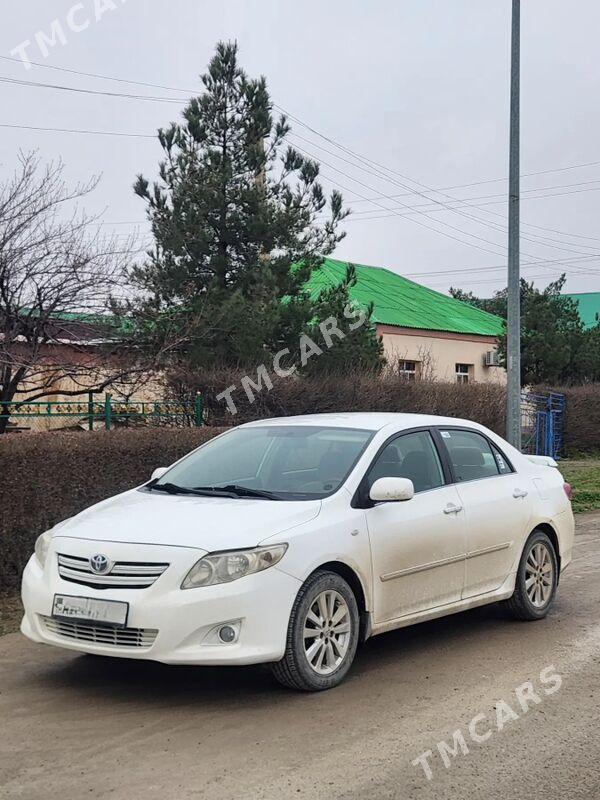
[440,429,506,483]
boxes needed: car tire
[271,570,360,692]
[505,530,558,621]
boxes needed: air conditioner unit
[484,350,500,367]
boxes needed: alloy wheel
[525,542,554,608]
[303,590,352,675]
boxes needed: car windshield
[151,425,374,500]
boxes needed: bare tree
[0,152,141,433]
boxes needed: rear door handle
[513,488,528,499]
[444,503,463,515]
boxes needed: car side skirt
[369,571,516,637]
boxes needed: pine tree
[130,41,351,366]
[305,265,384,375]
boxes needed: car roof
[241,412,487,433]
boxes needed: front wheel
[505,530,558,620]
[271,570,360,691]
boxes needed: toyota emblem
[89,554,111,575]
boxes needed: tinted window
[440,429,501,482]
[368,431,445,493]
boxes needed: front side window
[440,429,504,482]
[367,430,445,494]
[152,425,374,500]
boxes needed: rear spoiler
[526,455,558,468]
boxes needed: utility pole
[506,0,521,448]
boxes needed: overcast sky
[1,0,600,296]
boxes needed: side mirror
[369,477,415,503]
[150,467,169,482]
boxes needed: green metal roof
[564,292,600,330]
[305,258,505,337]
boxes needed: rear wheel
[271,570,360,691]
[506,530,558,620]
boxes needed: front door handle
[513,488,528,499]
[444,503,463,515]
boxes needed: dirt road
[2,514,600,800]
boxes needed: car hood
[51,488,322,551]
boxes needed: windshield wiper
[148,482,238,498]
[202,484,281,501]
[148,481,280,500]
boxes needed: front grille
[40,616,158,648]
[57,553,169,589]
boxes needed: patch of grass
[0,594,23,637]
[560,459,600,514]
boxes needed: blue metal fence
[521,391,566,459]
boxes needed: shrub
[561,385,600,455]
[0,427,225,591]
[4,377,598,590]
[168,367,508,433]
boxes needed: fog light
[218,625,236,644]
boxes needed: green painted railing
[0,393,204,430]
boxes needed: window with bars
[455,363,472,384]
[398,361,419,381]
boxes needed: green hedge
[0,428,225,591]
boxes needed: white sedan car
[22,413,574,691]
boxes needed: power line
[292,143,522,259]
[2,57,599,201]
[2,62,600,251]
[349,175,600,246]
[342,178,600,216]
[3,127,597,274]
[6,115,592,253]
[281,104,600,259]
[5,119,599,198]
[0,122,154,138]
[4,116,600,204]
[294,140,600,271]
[90,220,148,226]
[403,254,600,279]
[5,118,600,241]
[289,133,600,256]
[0,75,184,103]
[4,59,600,280]
[425,271,567,289]
[341,184,600,221]
[4,55,600,205]
[0,54,196,95]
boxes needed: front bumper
[21,537,301,665]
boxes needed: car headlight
[34,531,52,568]
[181,544,288,589]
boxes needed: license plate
[52,595,129,628]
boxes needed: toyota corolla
[21,413,574,691]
